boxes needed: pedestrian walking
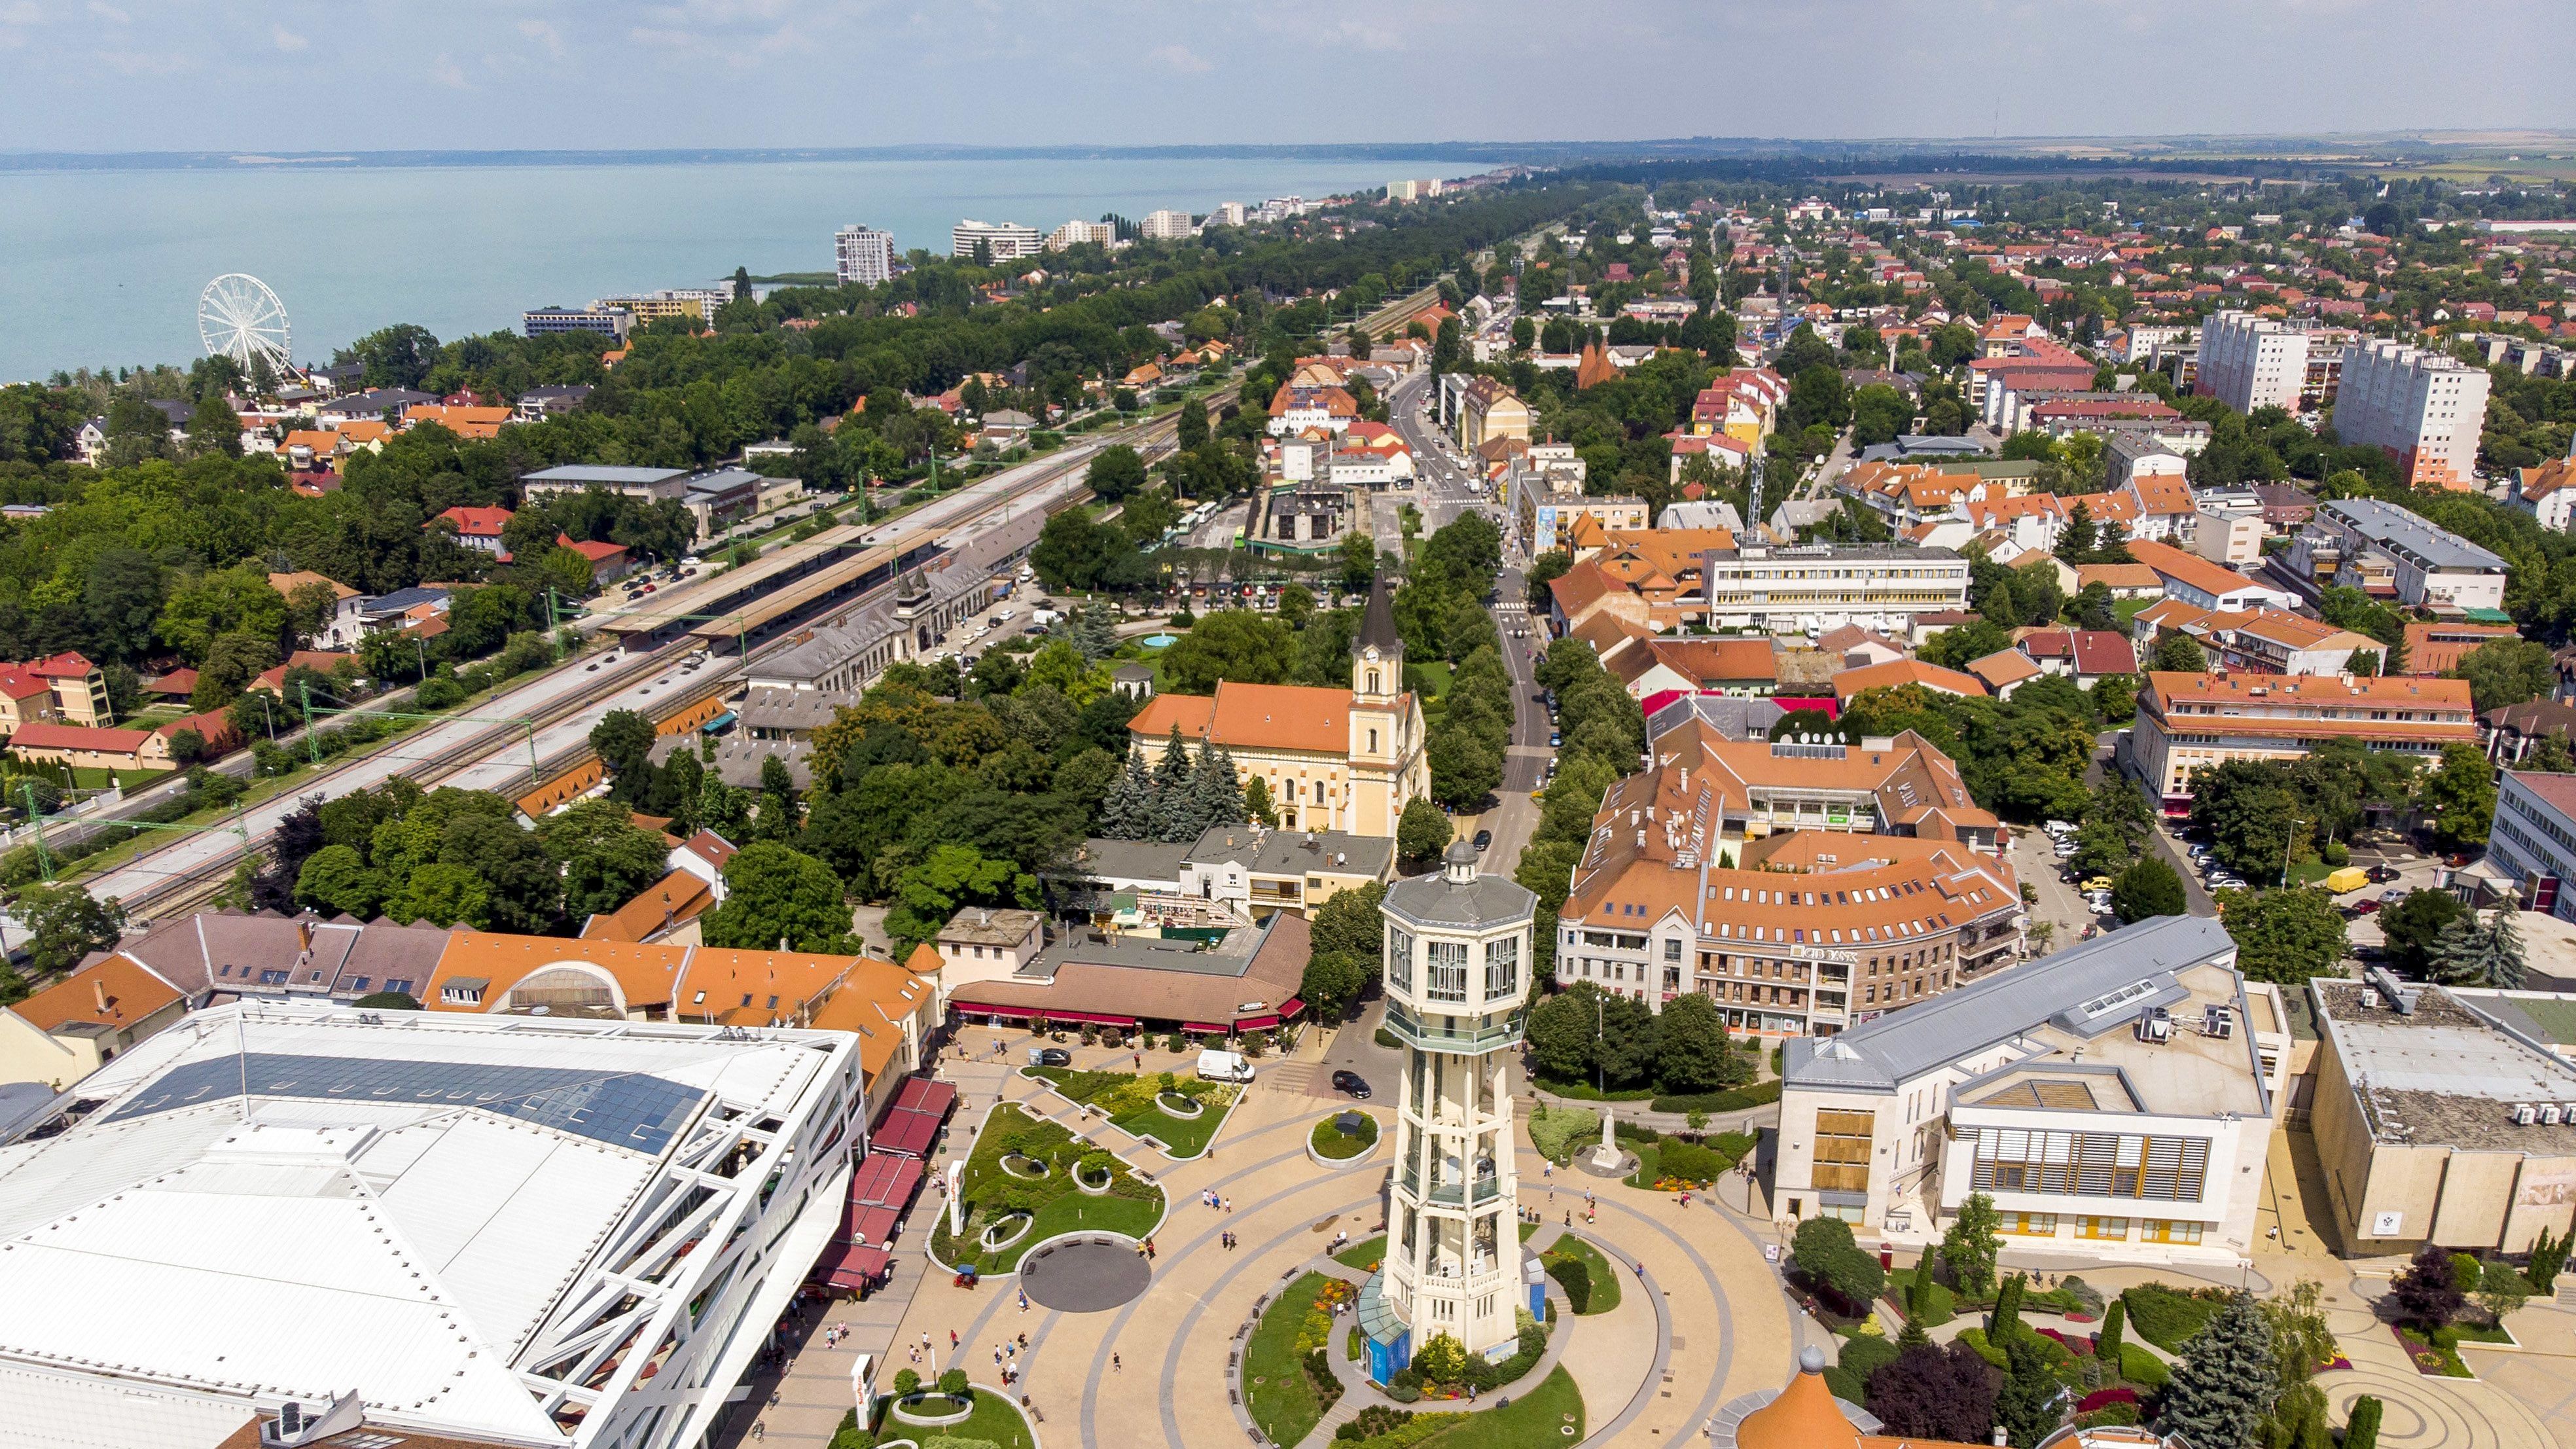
[1134,1052,1143,1071]
[950,1329,959,1350]
[1017,1333,1028,1349]
[1113,1353,1122,1372]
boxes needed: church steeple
[1352,570,1402,700]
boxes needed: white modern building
[834,224,896,287]
[1776,916,2289,1267]
[0,1001,866,1449]
[2195,310,2311,414]
[1699,543,1973,636]
[1211,201,1247,227]
[1362,843,1536,1380]
[2487,771,2576,921]
[2295,497,2510,611]
[1046,219,1116,251]
[951,219,1042,262]
[2335,338,2493,489]
[1139,209,1197,241]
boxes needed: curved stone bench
[978,1213,1035,1251]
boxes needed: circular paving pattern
[1020,1234,1154,1312]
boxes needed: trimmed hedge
[1651,1081,1781,1114]
[2117,1342,2169,1389]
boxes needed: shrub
[1840,1335,1900,1386]
[892,1369,921,1397]
[2118,1283,2225,1351]
[1412,1333,1466,1385]
[416,676,468,709]
[1656,1139,1729,1183]
[1650,1081,1781,1114]
[1526,1103,1600,1164]
[935,1367,968,1397]
[1545,1253,1593,1313]
[1957,1327,2007,1370]
[2076,1387,2138,1414]
[1792,1215,1885,1308]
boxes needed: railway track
[86,389,1228,920]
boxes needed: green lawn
[1335,1234,1387,1271]
[927,1102,1166,1273]
[1416,1365,1583,1448]
[1540,1236,1621,1315]
[1245,1272,1336,1448]
[2115,597,2154,631]
[1023,1065,1241,1158]
[1406,660,1454,703]
[874,1388,1035,1449]
[1312,1111,1380,1160]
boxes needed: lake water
[0,154,1450,382]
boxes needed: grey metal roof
[525,464,689,485]
[1059,837,1196,887]
[1383,865,1537,931]
[1645,693,1787,744]
[1784,915,2238,1092]
[1185,825,1394,880]
[1355,571,1402,653]
[1656,501,1745,531]
[2323,497,2508,573]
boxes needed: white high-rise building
[1361,841,1537,1378]
[951,219,1043,262]
[1211,200,1246,227]
[1046,219,1116,251]
[2335,338,2493,490]
[834,224,895,286]
[1140,209,1197,240]
[2195,310,2310,414]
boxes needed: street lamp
[2281,817,2312,889]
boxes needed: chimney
[93,978,109,1016]
[297,919,313,953]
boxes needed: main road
[76,399,1216,916]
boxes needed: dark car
[2365,865,2402,884]
[1331,1069,1372,1099]
[1031,1047,1072,1067]
[1473,829,1494,852]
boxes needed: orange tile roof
[404,403,514,439]
[1967,650,2043,689]
[808,955,937,1082]
[2146,670,2471,711]
[1833,658,1988,701]
[2127,473,2198,515]
[426,931,690,1014]
[674,946,854,1028]
[12,954,182,1033]
[1128,680,1355,755]
[7,722,153,753]
[2074,563,2164,591]
[2126,537,2266,599]
[2402,620,2519,676]
[581,868,716,942]
[267,569,358,601]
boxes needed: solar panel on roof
[105,1052,707,1155]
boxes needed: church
[1125,575,1431,838]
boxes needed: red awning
[950,1001,1137,1028]
[810,1242,893,1291]
[872,1108,940,1158]
[1234,1014,1281,1031]
[1181,1021,1232,1033]
[891,1077,957,1118]
[851,1204,901,1246]
[1276,997,1306,1019]
[850,1153,924,1211]
[1039,1009,1141,1027]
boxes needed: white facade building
[1139,209,1197,241]
[834,224,896,286]
[2195,310,2311,414]
[1045,219,1117,252]
[1700,543,1973,636]
[0,1002,866,1449]
[1776,916,2288,1267]
[2336,338,2493,489]
[1365,844,1535,1376]
[952,219,1043,262]
[1211,201,1247,227]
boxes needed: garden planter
[979,1213,1035,1251]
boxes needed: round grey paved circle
[1020,1234,1153,1312]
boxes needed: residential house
[2125,538,2300,611]
[556,533,634,584]
[2404,620,2520,677]
[429,505,514,556]
[2014,628,2138,688]
[268,571,365,649]
[1833,658,1988,702]
[1180,825,1395,920]
[0,954,188,1089]
[2510,443,2576,531]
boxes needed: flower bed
[928,1103,1164,1274]
[2397,1325,2474,1377]
[2075,1387,2138,1414]
[1024,1065,1240,1158]
[1244,1272,1345,1448]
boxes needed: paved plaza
[716,1022,2576,1449]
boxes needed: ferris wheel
[198,273,292,374]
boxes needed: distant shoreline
[5,129,2569,173]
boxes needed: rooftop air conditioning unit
[2544,1104,2565,1126]
[2514,1103,2540,1126]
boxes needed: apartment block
[2290,497,2509,611]
[1139,209,1197,240]
[2196,310,2311,413]
[952,219,1043,261]
[2335,338,2492,489]
[1698,543,1971,637]
[1777,915,2287,1266]
[2132,670,2477,811]
[1046,219,1117,251]
[834,224,896,286]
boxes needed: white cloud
[518,18,567,56]
[431,52,469,88]
[85,1,128,22]
[0,1,42,22]
[273,25,308,52]
[1149,43,1211,73]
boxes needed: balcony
[1423,1175,1507,1208]
[1384,1002,1525,1054]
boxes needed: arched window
[1368,728,1380,752]
[1367,669,1381,693]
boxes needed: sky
[1,0,2571,153]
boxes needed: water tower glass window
[1388,929,1414,991]
[1426,940,1469,1003]
[1483,937,1518,997]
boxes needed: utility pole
[23,781,52,883]
[298,679,319,765]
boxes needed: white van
[1194,1048,1255,1084]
